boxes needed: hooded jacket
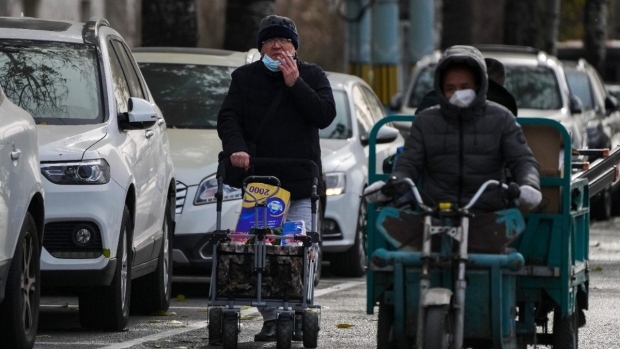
[217,59,336,199]
[393,45,540,211]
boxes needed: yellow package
[235,183,291,233]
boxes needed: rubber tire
[131,201,173,315]
[222,313,238,349]
[0,213,40,349]
[591,186,612,221]
[330,201,367,277]
[553,302,579,349]
[208,307,223,344]
[276,316,293,349]
[423,305,453,349]
[79,206,132,331]
[377,302,396,349]
[302,310,319,348]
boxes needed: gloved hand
[381,173,411,198]
[519,185,542,209]
[363,181,390,203]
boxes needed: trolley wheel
[302,310,319,348]
[222,313,238,349]
[377,302,396,349]
[276,315,293,349]
[423,305,454,349]
[207,307,222,345]
[552,300,579,349]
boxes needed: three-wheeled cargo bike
[206,158,322,349]
[366,116,620,348]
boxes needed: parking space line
[95,280,365,348]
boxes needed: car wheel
[131,200,173,315]
[0,212,40,349]
[80,205,132,331]
[330,201,367,277]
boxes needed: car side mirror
[388,92,403,111]
[361,125,399,146]
[605,95,619,114]
[119,97,158,127]
[569,94,583,115]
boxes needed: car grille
[176,181,187,214]
[42,221,103,258]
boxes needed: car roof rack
[473,44,540,55]
[82,17,109,44]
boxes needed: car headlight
[194,175,243,205]
[325,172,346,196]
[41,159,110,184]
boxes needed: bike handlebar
[402,178,520,211]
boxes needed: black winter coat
[393,46,539,212]
[217,60,336,199]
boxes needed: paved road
[34,218,620,349]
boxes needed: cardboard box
[235,183,290,233]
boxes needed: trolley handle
[216,157,320,185]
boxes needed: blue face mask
[262,54,281,72]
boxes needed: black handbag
[219,89,285,188]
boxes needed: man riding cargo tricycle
[365,114,620,349]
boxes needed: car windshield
[0,40,102,124]
[407,64,562,110]
[564,70,593,111]
[138,62,235,129]
[319,90,352,139]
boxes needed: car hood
[517,108,569,120]
[320,138,357,172]
[36,125,107,162]
[167,128,222,185]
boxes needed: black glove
[381,173,411,198]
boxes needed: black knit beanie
[257,15,299,50]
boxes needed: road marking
[89,280,365,349]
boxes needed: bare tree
[583,0,608,72]
[141,0,197,47]
[224,0,275,52]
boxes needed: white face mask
[448,89,476,108]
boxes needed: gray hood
[434,45,488,113]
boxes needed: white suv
[132,47,260,277]
[390,45,587,152]
[0,86,45,349]
[0,17,176,331]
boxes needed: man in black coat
[416,57,518,116]
[217,15,336,342]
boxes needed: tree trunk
[224,0,275,52]
[106,0,141,48]
[440,0,473,49]
[584,0,608,72]
[504,0,537,47]
[196,0,227,48]
[504,0,559,54]
[141,0,197,47]
[538,0,560,56]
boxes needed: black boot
[254,320,277,342]
[292,313,303,341]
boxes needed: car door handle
[157,118,165,126]
[11,148,21,160]
[145,130,154,139]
